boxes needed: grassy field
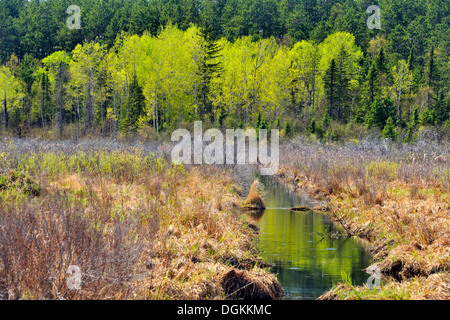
[0,138,281,300]
[279,136,450,299]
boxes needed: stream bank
[276,166,450,300]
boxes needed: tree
[382,116,396,141]
[390,59,413,122]
[42,51,71,138]
[0,65,23,129]
[197,28,224,120]
[367,62,379,104]
[70,42,107,133]
[16,53,38,129]
[260,46,292,121]
[319,32,363,122]
[33,67,52,127]
[123,74,145,132]
[289,40,320,117]
[324,58,337,119]
[365,98,396,129]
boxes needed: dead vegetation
[220,268,283,300]
[242,179,266,210]
[318,272,450,300]
[0,138,282,300]
[280,136,450,300]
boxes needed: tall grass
[280,136,450,284]
[0,137,280,300]
[281,136,449,199]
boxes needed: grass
[279,136,450,300]
[0,138,281,300]
[242,179,266,210]
[320,272,450,300]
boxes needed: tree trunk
[4,93,8,129]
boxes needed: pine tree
[426,46,437,111]
[197,28,224,120]
[307,118,316,135]
[367,62,378,104]
[427,46,435,89]
[284,120,292,137]
[124,74,145,132]
[365,99,396,129]
[324,58,337,119]
[382,116,396,141]
[39,70,51,127]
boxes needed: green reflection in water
[253,178,372,300]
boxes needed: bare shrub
[0,195,144,300]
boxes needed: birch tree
[391,59,413,121]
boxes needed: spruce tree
[124,74,145,132]
[382,116,396,141]
[324,59,337,119]
[197,28,223,120]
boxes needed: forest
[0,0,449,303]
[0,0,449,141]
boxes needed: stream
[249,176,373,300]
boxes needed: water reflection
[252,178,372,300]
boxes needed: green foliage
[382,117,397,141]
[283,120,292,138]
[123,74,145,132]
[365,99,396,129]
[0,0,448,141]
[0,170,40,197]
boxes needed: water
[250,177,372,300]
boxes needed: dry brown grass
[279,137,450,299]
[242,179,266,210]
[0,195,144,300]
[0,140,282,300]
[220,268,283,300]
[319,272,450,300]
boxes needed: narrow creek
[249,176,373,300]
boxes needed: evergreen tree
[283,120,291,137]
[382,116,396,141]
[367,62,378,104]
[365,99,396,129]
[324,58,337,119]
[124,74,145,132]
[197,28,224,120]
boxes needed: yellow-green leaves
[289,40,320,112]
[390,60,413,119]
[0,66,23,114]
[318,32,363,77]
[42,51,71,84]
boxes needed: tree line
[0,0,448,141]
